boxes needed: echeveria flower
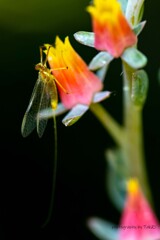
[86,0,137,57]
[87,178,160,240]
[119,178,160,240]
[46,36,103,109]
[40,36,111,126]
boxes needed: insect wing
[37,76,58,137]
[21,76,43,137]
[36,74,51,137]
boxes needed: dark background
[1,1,160,239]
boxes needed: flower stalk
[91,62,152,205]
[90,103,125,147]
[122,61,152,203]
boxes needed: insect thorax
[35,63,52,82]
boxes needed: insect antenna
[44,45,51,67]
[39,46,43,64]
[39,45,51,67]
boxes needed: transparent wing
[36,75,51,138]
[37,77,58,137]
[21,75,43,137]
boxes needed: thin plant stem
[90,103,125,147]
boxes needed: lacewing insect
[21,46,68,226]
[21,46,66,137]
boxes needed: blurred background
[1,0,160,239]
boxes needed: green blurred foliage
[0,0,89,33]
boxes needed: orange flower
[87,0,137,57]
[46,36,103,109]
[119,178,160,240]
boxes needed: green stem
[122,61,152,202]
[90,62,152,204]
[90,103,125,147]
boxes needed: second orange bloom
[87,0,137,58]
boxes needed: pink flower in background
[119,178,160,240]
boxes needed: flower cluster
[39,0,140,127]
[22,1,156,240]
